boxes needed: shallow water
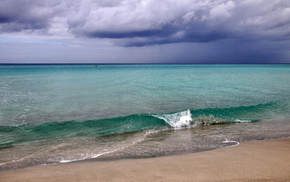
[0,64,289,170]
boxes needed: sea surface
[0,64,289,170]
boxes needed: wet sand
[1,139,289,182]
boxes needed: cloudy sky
[0,0,290,64]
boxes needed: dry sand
[1,139,289,182]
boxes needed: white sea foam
[154,110,193,129]
[59,131,156,164]
[59,152,111,163]
[222,139,240,147]
[154,109,254,129]
[234,119,251,123]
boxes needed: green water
[0,64,289,170]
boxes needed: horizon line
[1,63,289,65]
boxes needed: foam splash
[154,110,228,129]
[154,109,253,129]
[154,110,193,129]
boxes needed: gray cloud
[0,0,65,32]
[65,0,290,46]
[0,0,289,49]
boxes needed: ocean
[0,64,289,170]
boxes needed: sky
[0,0,290,64]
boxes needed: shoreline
[1,138,289,181]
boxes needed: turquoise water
[0,64,289,170]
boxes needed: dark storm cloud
[117,31,229,47]
[0,0,290,47]
[0,0,65,32]
[66,0,290,46]
[81,19,229,46]
[85,29,165,39]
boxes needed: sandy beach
[1,139,289,182]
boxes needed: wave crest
[154,110,230,129]
[154,109,251,129]
[154,110,192,128]
[2,101,283,146]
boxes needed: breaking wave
[0,102,285,146]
